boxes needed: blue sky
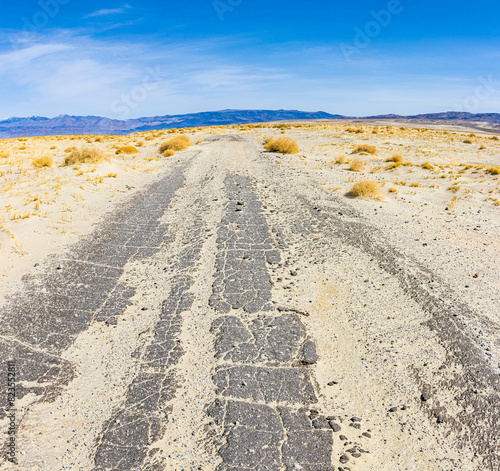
[1,0,499,118]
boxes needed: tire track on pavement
[0,161,192,467]
[208,174,335,471]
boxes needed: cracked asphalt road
[1,135,499,470]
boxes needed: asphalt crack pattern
[209,174,334,471]
[92,205,207,471]
[0,164,189,464]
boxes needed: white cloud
[85,6,131,18]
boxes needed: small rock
[290,270,298,276]
[339,455,349,464]
[421,393,430,402]
[350,417,362,422]
[388,407,398,412]
[328,421,341,432]
[351,453,362,458]
[339,435,348,441]
[327,381,338,386]
[349,423,361,430]
[57,264,64,270]
[302,341,318,365]
[362,432,371,438]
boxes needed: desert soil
[0,123,499,470]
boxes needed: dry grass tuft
[0,151,9,159]
[116,146,139,155]
[162,149,176,157]
[421,162,434,170]
[33,154,54,168]
[63,147,110,166]
[264,137,299,154]
[347,180,384,200]
[349,159,366,172]
[386,153,404,163]
[352,145,377,155]
[486,167,500,175]
[158,136,194,153]
[335,155,347,164]
[490,136,499,141]
[463,139,473,144]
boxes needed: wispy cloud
[85,5,131,18]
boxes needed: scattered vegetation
[264,137,299,154]
[33,155,54,168]
[158,136,194,153]
[349,159,366,172]
[486,167,500,175]
[386,153,404,163]
[352,145,377,155]
[335,155,347,164]
[63,147,110,166]
[347,180,384,200]
[115,146,139,155]
[162,149,176,157]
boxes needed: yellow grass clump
[264,137,299,154]
[33,154,54,168]
[162,149,176,157]
[335,155,347,164]
[63,147,110,166]
[158,136,194,153]
[486,167,500,175]
[386,153,404,163]
[421,162,434,170]
[0,151,9,159]
[347,180,385,200]
[352,145,377,155]
[116,146,139,155]
[349,159,366,172]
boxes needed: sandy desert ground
[0,122,499,470]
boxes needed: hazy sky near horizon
[1,0,499,118]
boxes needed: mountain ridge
[1,109,499,138]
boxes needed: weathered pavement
[1,136,499,470]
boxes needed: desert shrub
[63,147,110,166]
[349,159,366,172]
[386,153,404,163]
[486,167,500,175]
[490,136,499,141]
[65,147,77,153]
[162,149,176,157]
[421,162,434,170]
[0,151,9,159]
[262,136,272,144]
[347,181,384,200]
[335,155,347,164]
[33,154,54,168]
[158,136,193,153]
[94,137,103,143]
[196,139,204,144]
[264,137,299,154]
[135,141,144,147]
[479,145,486,150]
[116,146,139,155]
[463,139,473,144]
[352,145,377,155]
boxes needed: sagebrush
[158,136,193,153]
[264,137,299,154]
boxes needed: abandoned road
[1,135,499,470]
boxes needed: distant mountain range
[361,112,500,127]
[0,109,498,138]
[0,109,340,138]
